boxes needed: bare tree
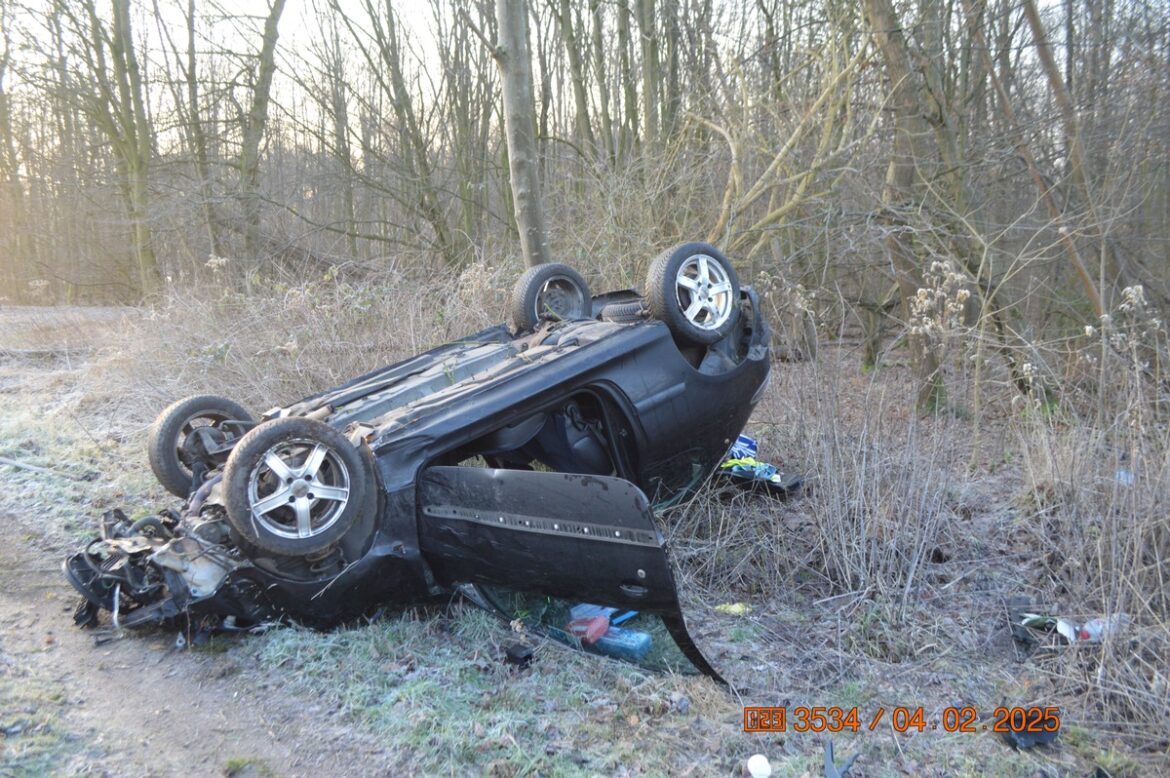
[615,0,639,158]
[550,0,594,156]
[50,0,161,298]
[1022,0,1132,300]
[588,0,616,165]
[182,0,221,259]
[0,0,1167,351]
[237,0,286,260]
[337,0,465,266]
[153,0,222,259]
[491,0,551,267]
[635,0,659,153]
[863,0,944,409]
[0,0,26,296]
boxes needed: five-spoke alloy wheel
[646,242,740,345]
[223,417,368,556]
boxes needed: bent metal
[64,243,771,681]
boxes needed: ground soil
[0,308,396,777]
[1,533,326,776]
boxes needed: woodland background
[1,1,1169,772]
[2,0,1167,389]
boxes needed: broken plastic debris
[1114,469,1135,486]
[1015,609,1130,646]
[565,603,652,660]
[728,434,759,460]
[570,602,638,625]
[999,723,1059,750]
[590,625,652,662]
[505,642,534,667]
[570,603,618,619]
[715,602,752,616]
[1018,613,1079,644]
[566,615,609,645]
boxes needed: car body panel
[417,467,675,607]
[65,286,771,681]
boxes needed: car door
[416,466,722,680]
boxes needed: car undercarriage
[65,243,777,680]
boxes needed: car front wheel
[223,417,369,556]
[147,395,254,497]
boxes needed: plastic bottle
[591,625,652,661]
[1078,613,1131,642]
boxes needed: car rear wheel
[510,263,592,332]
[646,243,740,345]
[147,395,253,497]
[223,417,368,556]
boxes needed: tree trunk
[0,10,27,298]
[109,0,159,297]
[239,0,287,260]
[863,0,943,410]
[1022,0,1130,298]
[554,0,595,155]
[662,0,681,139]
[495,0,551,267]
[323,22,357,257]
[960,0,1102,317]
[589,0,616,165]
[615,0,639,158]
[636,0,659,153]
[184,0,221,258]
[342,0,461,266]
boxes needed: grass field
[1,280,1167,776]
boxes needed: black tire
[223,417,370,556]
[148,395,253,497]
[510,263,592,332]
[600,300,646,323]
[645,242,741,345]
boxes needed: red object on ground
[566,615,610,645]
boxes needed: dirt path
[0,307,394,777]
[1,533,289,775]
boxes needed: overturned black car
[65,243,771,680]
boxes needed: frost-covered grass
[4,289,1168,775]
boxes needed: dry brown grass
[666,315,1169,760]
[1009,359,1170,750]
[8,264,1169,773]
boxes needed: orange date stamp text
[743,706,1061,734]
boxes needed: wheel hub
[246,438,351,540]
[675,254,733,330]
[537,277,584,321]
